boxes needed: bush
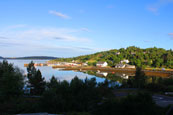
[93,92,164,115]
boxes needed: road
[114,89,173,107]
[153,94,173,107]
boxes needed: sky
[0,0,173,57]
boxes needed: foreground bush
[92,92,165,115]
[0,60,24,113]
[0,60,24,100]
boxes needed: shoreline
[52,66,173,77]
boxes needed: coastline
[52,66,173,77]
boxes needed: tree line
[51,46,173,68]
[0,60,171,114]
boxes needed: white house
[96,61,108,67]
[116,52,120,55]
[82,63,88,66]
[120,59,129,64]
[115,64,126,68]
[125,64,135,69]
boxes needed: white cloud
[147,0,173,15]
[0,27,90,42]
[6,24,27,29]
[49,10,70,19]
[0,25,97,57]
[147,7,158,15]
[168,33,173,39]
[81,28,90,32]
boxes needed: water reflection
[78,70,171,88]
[0,59,106,82]
[82,70,135,80]
[0,59,170,85]
[79,70,136,87]
[96,72,108,77]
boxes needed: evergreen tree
[27,61,45,95]
[133,67,147,88]
[0,60,24,100]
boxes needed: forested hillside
[51,46,173,68]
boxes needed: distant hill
[5,56,58,60]
[50,46,173,69]
[0,56,3,59]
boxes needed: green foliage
[87,61,96,66]
[0,60,169,114]
[0,60,24,100]
[140,76,173,92]
[40,76,103,113]
[27,61,46,95]
[133,67,147,88]
[92,92,164,115]
[51,46,173,68]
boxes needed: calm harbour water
[0,59,106,82]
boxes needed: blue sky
[0,0,173,57]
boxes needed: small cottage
[96,61,108,67]
[115,64,126,68]
[125,64,135,69]
[120,59,129,64]
[116,52,120,55]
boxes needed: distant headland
[0,56,58,60]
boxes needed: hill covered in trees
[51,46,173,68]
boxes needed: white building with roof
[115,64,126,68]
[96,61,108,67]
[120,59,129,64]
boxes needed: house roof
[115,64,125,67]
[125,64,135,67]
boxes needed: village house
[115,64,126,68]
[66,62,77,66]
[125,64,135,69]
[47,63,60,66]
[116,52,120,55]
[143,51,147,54]
[115,63,135,69]
[82,63,88,66]
[120,59,129,64]
[131,52,136,55]
[96,61,108,67]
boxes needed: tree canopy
[51,46,173,68]
[0,60,24,100]
[27,61,45,95]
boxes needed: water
[0,59,105,82]
[1,59,167,86]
